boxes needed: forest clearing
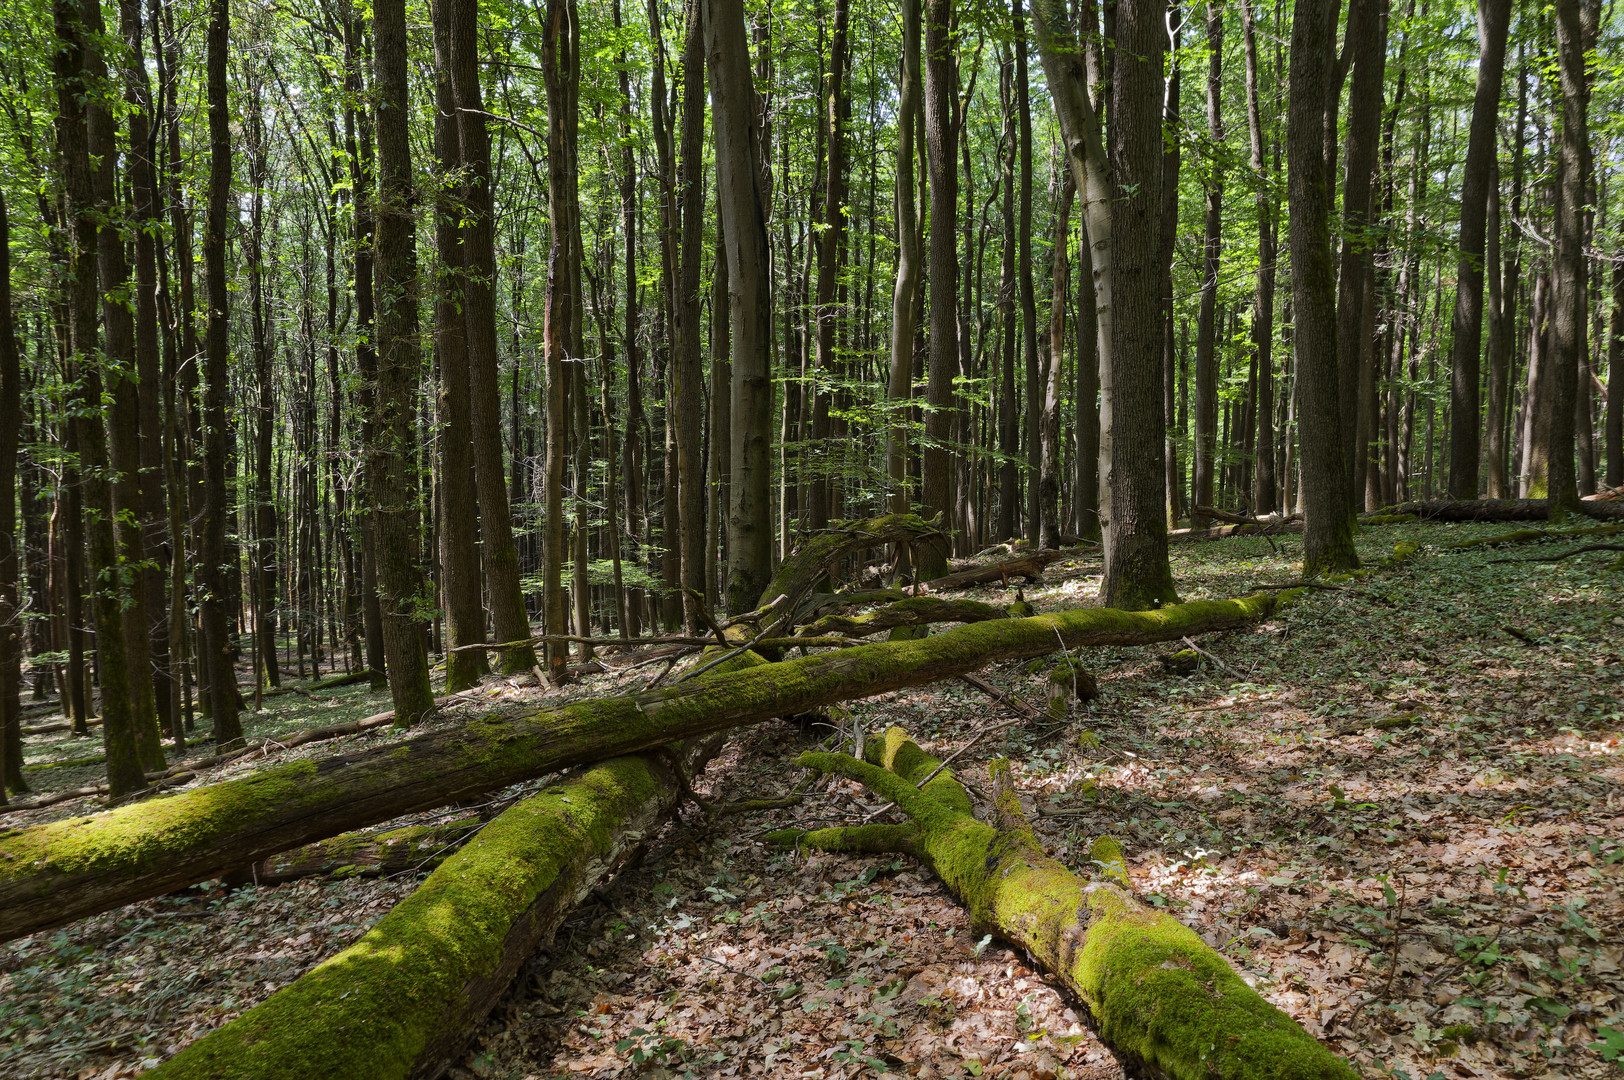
[2,0,1623,1074]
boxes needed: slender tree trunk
[996,58,1018,541]
[1547,0,1599,517]
[675,0,709,629]
[1191,1,1222,528]
[1334,0,1388,506]
[246,93,280,693]
[0,195,19,801]
[1608,259,1623,489]
[369,0,436,724]
[707,0,775,611]
[56,0,151,788]
[430,0,488,691]
[1444,0,1512,499]
[1015,0,1040,544]
[1041,175,1075,547]
[1160,8,1183,528]
[1240,0,1277,514]
[887,0,922,522]
[447,0,538,672]
[1289,0,1360,574]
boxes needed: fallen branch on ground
[1489,543,1624,564]
[772,727,1355,1080]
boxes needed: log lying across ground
[796,596,1011,639]
[775,727,1355,1080]
[1390,497,1624,522]
[922,547,1076,590]
[0,590,1292,942]
[149,735,724,1080]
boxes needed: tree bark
[675,0,709,629]
[368,0,436,725]
[430,0,488,692]
[1445,0,1512,499]
[1100,0,1177,610]
[1191,1,1222,529]
[887,0,923,520]
[1608,258,1623,489]
[0,195,18,802]
[1289,0,1360,575]
[1240,0,1277,515]
[447,0,538,673]
[1015,0,1040,545]
[1042,175,1075,548]
[707,0,775,612]
[1548,0,1600,518]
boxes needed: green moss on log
[792,729,1356,1080]
[147,754,673,1080]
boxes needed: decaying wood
[774,727,1356,1080]
[796,596,1010,638]
[1389,497,1624,522]
[0,589,1293,942]
[922,548,1072,590]
[1167,520,1303,543]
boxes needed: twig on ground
[1181,635,1239,677]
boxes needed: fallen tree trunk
[147,736,723,1080]
[1168,521,1303,543]
[923,548,1073,590]
[796,596,1010,639]
[21,716,103,736]
[775,727,1355,1080]
[1444,521,1624,549]
[239,816,484,887]
[1386,497,1624,522]
[0,590,1291,942]
[259,670,373,698]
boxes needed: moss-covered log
[796,596,1010,639]
[922,548,1075,591]
[146,739,717,1080]
[0,590,1292,941]
[1388,497,1624,522]
[777,727,1355,1080]
[758,514,942,609]
[240,816,483,886]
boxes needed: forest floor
[2,519,1621,1080]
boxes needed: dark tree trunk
[1289,0,1360,574]
[675,0,709,628]
[1547,0,1599,517]
[369,0,436,724]
[1445,0,1512,499]
[430,0,488,691]
[1015,0,1041,545]
[1240,0,1277,514]
[447,0,539,672]
[0,195,18,802]
[1608,259,1623,488]
[887,0,922,523]
[1335,0,1388,508]
[1041,176,1075,549]
[1160,8,1183,527]
[1191,0,1221,529]
[918,0,958,580]
[808,0,850,534]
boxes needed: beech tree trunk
[1289,0,1360,575]
[447,0,538,673]
[0,195,18,803]
[918,0,958,580]
[1445,0,1512,499]
[887,0,922,520]
[1100,0,1178,610]
[1191,1,1222,528]
[708,0,775,612]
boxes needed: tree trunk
[1042,176,1075,548]
[1159,10,1183,528]
[1240,0,1277,515]
[1334,0,1387,508]
[1289,0,1360,575]
[1548,0,1599,517]
[367,0,436,726]
[447,0,538,673]
[997,54,1018,542]
[707,0,775,612]
[1100,0,1177,610]
[675,0,709,629]
[430,0,488,692]
[1191,0,1222,529]
[1445,0,1512,499]
[887,0,922,520]
[0,195,18,802]
[778,728,1357,1080]
[1608,258,1622,489]
[1015,0,1040,545]
[917,0,958,580]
